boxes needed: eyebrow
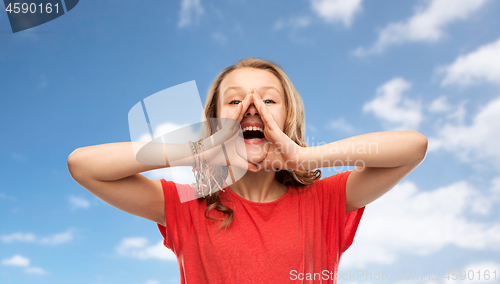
[222,86,281,97]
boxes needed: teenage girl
[68,58,428,283]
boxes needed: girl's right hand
[200,93,258,172]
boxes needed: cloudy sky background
[1,0,500,283]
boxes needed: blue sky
[1,0,500,283]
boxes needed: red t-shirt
[157,170,365,283]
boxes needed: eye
[229,100,241,105]
[264,99,275,104]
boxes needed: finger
[251,91,272,125]
[260,155,278,171]
[259,104,278,131]
[261,151,285,171]
[223,93,252,137]
[227,148,259,172]
[247,162,259,172]
[228,139,261,172]
[228,91,251,122]
[251,92,281,140]
[229,101,243,121]
[250,91,264,119]
[217,100,243,140]
[236,91,253,123]
[210,128,236,153]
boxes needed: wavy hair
[201,58,321,231]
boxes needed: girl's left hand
[250,90,309,171]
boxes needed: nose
[245,103,260,117]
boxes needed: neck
[227,170,287,203]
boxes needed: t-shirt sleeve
[156,179,195,257]
[322,170,365,257]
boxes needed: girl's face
[218,67,287,164]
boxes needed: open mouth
[242,125,266,144]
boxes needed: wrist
[297,146,316,170]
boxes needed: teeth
[242,126,263,132]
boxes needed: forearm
[67,142,195,181]
[305,130,428,169]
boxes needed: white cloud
[428,96,500,169]
[69,196,90,210]
[0,233,36,243]
[1,230,73,245]
[354,0,490,56]
[145,277,179,284]
[428,96,451,113]
[39,230,73,245]
[0,192,16,201]
[142,168,174,180]
[439,38,500,86]
[341,178,500,268]
[142,167,194,186]
[428,96,468,124]
[272,15,313,44]
[1,255,30,267]
[138,122,188,143]
[327,118,355,133]
[25,267,47,275]
[492,176,500,195]
[10,152,26,161]
[363,78,423,130]
[274,15,311,31]
[445,100,468,125]
[116,237,176,260]
[1,255,47,275]
[178,0,204,28]
[134,121,191,167]
[211,32,228,45]
[310,0,362,27]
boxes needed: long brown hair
[202,58,321,231]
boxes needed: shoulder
[295,170,352,198]
[308,170,352,189]
[158,180,204,207]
